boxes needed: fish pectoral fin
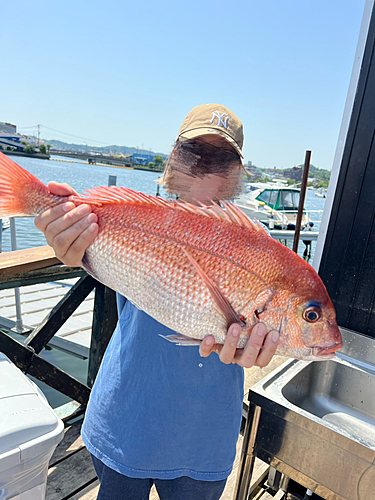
[182,248,246,328]
[159,334,202,346]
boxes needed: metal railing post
[10,218,28,333]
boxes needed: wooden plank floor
[0,279,94,356]
[46,357,286,499]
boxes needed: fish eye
[303,306,321,323]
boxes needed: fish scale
[0,152,343,359]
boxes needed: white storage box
[0,352,64,499]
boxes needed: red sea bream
[0,152,343,360]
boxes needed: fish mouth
[314,340,344,358]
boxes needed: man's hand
[34,181,98,267]
[199,323,279,368]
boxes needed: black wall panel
[319,5,375,337]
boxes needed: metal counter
[234,328,375,500]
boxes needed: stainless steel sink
[234,328,375,500]
[280,358,375,450]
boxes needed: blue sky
[1,0,367,169]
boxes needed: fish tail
[0,152,52,217]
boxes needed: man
[36,103,279,499]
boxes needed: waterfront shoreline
[2,150,50,160]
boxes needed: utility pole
[37,124,41,148]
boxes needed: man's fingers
[33,180,97,268]
[34,202,98,267]
[230,323,266,367]
[59,222,99,267]
[50,205,94,242]
[43,205,95,242]
[47,181,78,196]
[235,324,279,368]
[199,323,279,367]
[52,211,98,263]
[253,330,279,368]
[199,336,216,357]
[219,324,242,364]
[35,202,76,232]
[34,182,79,232]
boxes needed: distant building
[0,122,24,151]
[245,165,258,175]
[244,164,264,182]
[282,166,303,182]
[132,153,155,165]
[0,122,16,134]
[264,166,277,177]
[0,120,40,150]
[23,135,38,147]
[0,132,25,151]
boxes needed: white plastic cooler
[0,352,64,499]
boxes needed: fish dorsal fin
[74,186,186,210]
[202,201,270,235]
[221,201,270,235]
[178,199,269,235]
[74,186,268,235]
[73,186,162,206]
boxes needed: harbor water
[0,155,327,408]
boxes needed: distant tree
[25,145,36,154]
[21,141,28,146]
[153,155,164,166]
[39,144,47,154]
[302,164,331,183]
[0,145,3,150]
[148,162,156,169]
[46,144,51,153]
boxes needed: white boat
[235,181,310,230]
[315,188,327,198]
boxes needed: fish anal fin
[182,248,246,328]
[159,334,202,346]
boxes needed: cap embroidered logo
[210,111,229,129]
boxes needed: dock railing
[0,246,118,421]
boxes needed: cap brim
[179,128,244,158]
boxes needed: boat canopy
[256,188,300,211]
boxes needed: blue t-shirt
[81,295,244,481]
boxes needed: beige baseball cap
[177,103,244,158]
